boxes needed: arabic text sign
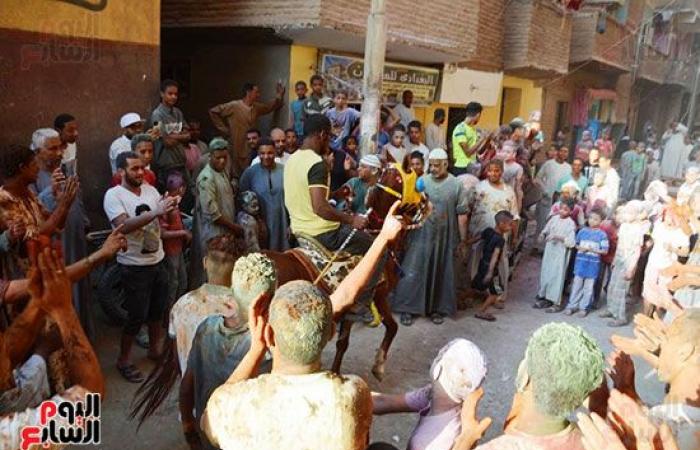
[321,54,440,105]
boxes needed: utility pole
[359,0,387,157]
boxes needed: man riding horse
[284,114,375,256]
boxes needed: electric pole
[359,0,387,157]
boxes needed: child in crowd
[344,135,360,165]
[326,90,361,151]
[381,124,407,164]
[642,207,690,315]
[372,338,487,450]
[593,206,618,309]
[236,190,267,253]
[534,199,576,312]
[563,210,609,317]
[600,202,644,326]
[409,150,425,177]
[159,172,190,311]
[289,80,307,139]
[585,171,610,213]
[549,181,585,228]
[471,210,514,322]
[644,149,661,189]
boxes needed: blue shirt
[574,227,609,279]
[326,107,361,151]
[291,98,305,136]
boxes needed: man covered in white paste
[201,202,404,450]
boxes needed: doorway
[500,87,522,125]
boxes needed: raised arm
[330,202,402,317]
[38,176,79,236]
[111,195,176,234]
[255,82,286,116]
[36,248,105,396]
[4,227,127,304]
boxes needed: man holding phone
[31,127,95,337]
[104,151,179,383]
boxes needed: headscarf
[360,154,382,169]
[430,339,487,403]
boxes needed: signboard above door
[320,53,440,106]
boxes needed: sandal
[533,299,553,309]
[430,313,445,325]
[400,313,414,326]
[474,312,496,322]
[117,363,144,383]
[493,301,505,310]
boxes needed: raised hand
[100,224,128,256]
[276,81,286,98]
[31,248,72,315]
[247,292,271,355]
[606,350,637,401]
[577,412,627,450]
[51,168,66,196]
[155,195,178,216]
[58,176,79,208]
[453,387,492,450]
[378,201,403,242]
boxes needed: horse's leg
[332,318,353,374]
[371,282,398,382]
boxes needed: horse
[130,159,428,426]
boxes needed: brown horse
[257,162,425,380]
[130,162,426,425]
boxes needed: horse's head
[366,160,431,232]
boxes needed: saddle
[289,232,363,295]
[289,232,385,298]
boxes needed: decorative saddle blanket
[289,233,384,296]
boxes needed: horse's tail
[129,336,179,428]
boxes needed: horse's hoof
[372,352,386,381]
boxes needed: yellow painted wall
[476,76,543,129]
[0,0,160,45]
[288,45,318,103]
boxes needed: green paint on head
[269,280,333,365]
[231,253,277,315]
[525,322,604,418]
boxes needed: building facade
[2,0,699,224]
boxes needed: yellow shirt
[451,121,478,168]
[283,149,340,236]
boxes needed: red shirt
[159,210,185,256]
[599,219,618,265]
[111,169,157,187]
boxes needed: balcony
[570,12,632,73]
[161,0,480,64]
[667,59,696,90]
[636,45,669,85]
[503,0,572,78]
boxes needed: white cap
[428,148,448,160]
[359,154,382,169]
[120,113,143,129]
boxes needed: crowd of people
[1,73,699,450]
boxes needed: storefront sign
[320,53,440,105]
